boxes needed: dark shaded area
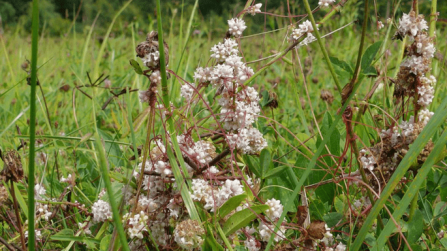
[0,0,444,35]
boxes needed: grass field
[1,0,447,250]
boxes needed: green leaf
[441,238,447,248]
[264,166,288,179]
[97,129,125,168]
[129,59,143,75]
[407,210,423,244]
[222,205,269,236]
[203,224,225,251]
[260,149,272,179]
[323,212,343,228]
[218,194,247,219]
[100,235,112,251]
[244,155,261,178]
[329,56,353,74]
[51,229,100,244]
[361,41,382,73]
[362,65,378,76]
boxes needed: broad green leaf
[407,210,423,244]
[329,56,353,74]
[203,224,224,251]
[218,194,247,219]
[264,166,288,179]
[360,41,382,73]
[362,65,378,76]
[222,205,269,236]
[243,155,261,178]
[100,235,112,251]
[323,212,343,228]
[260,149,272,179]
[129,59,143,74]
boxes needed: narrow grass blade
[28,0,40,248]
[93,0,132,79]
[94,133,130,251]
[81,12,100,75]
[351,96,447,251]
[372,129,447,250]
[155,0,201,222]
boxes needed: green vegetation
[0,0,446,250]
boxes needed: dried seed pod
[320,89,334,104]
[1,150,23,183]
[136,31,169,71]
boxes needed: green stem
[28,0,39,249]
[94,134,130,251]
[155,0,201,222]
[429,0,437,36]
[351,0,369,87]
[302,0,342,95]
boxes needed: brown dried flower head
[1,150,24,182]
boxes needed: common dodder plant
[1,0,446,251]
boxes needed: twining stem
[302,0,342,95]
[28,0,39,249]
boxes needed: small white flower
[150,70,161,84]
[228,18,247,37]
[92,199,112,222]
[377,21,384,30]
[319,0,336,7]
[265,198,283,220]
[247,3,262,16]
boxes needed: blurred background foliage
[0,0,445,36]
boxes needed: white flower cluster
[123,211,149,239]
[290,20,318,46]
[60,174,72,183]
[91,199,112,222]
[258,221,286,242]
[326,242,347,251]
[220,86,260,130]
[150,70,161,84]
[36,203,52,221]
[174,219,205,250]
[246,3,262,16]
[227,126,268,154]
[398,12,434,77]
[397,11,428,38]
[264,198,284,221]
[196,28,267,154]
[244,238,260,251]
[321,224,333,246]
[141,51,160,68]
[180,83,194,101]
[210,38,239,62]
[318,0,336,7]
[190,179,244,211]
[34,184,46,200]
[417,75,435,107]
[178,137,217,165]
[228,18,247,37]
[25,230,42,240]
[400,55,429,75]
[359,149,376,171]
